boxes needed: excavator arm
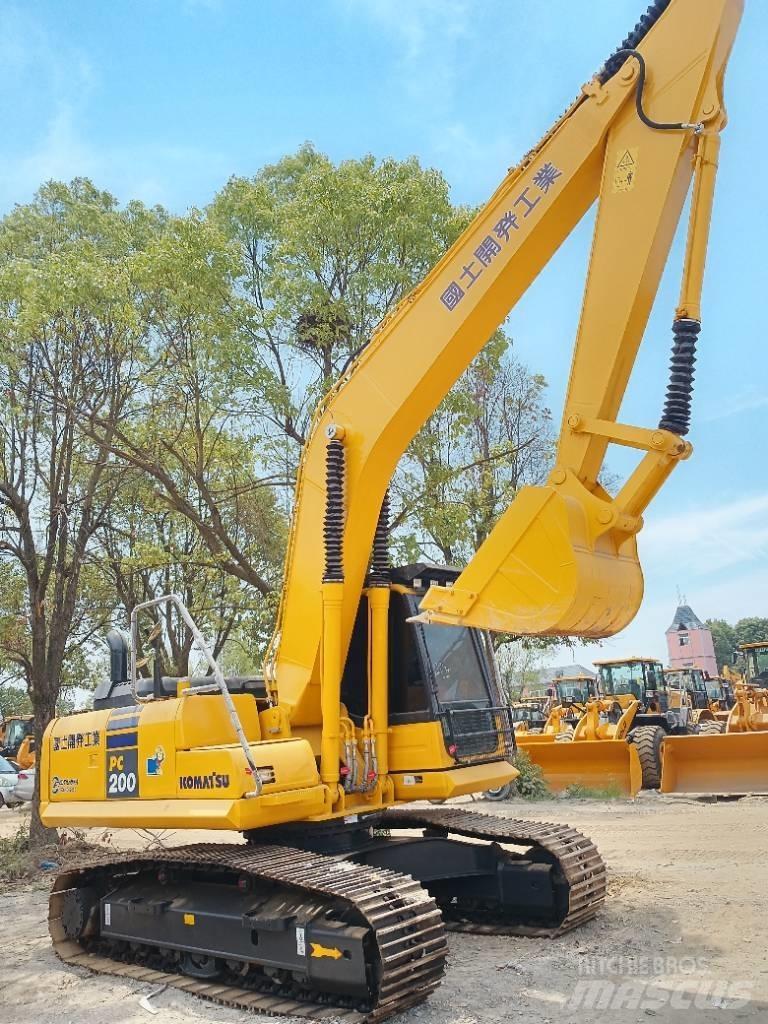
[270,0,743,726]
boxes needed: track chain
[49,843,447,1022]
[383,807,606,936]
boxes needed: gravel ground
[1,794,766,1024]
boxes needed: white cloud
[638,492,768,577]
[701,391,768,422]
[344,0,469,61]
[338,0,470,105]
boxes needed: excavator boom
[272,0,743,726]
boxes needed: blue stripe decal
[107,714,140,730]
[106,731,138,749]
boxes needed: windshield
[748,648,768,683]
[0,754,16,774]
[599,663,664,698]
[668,671,705,692]
[599,664,644,699]
[556,682,586,701]
[420,624,491,705]
[511,707,541,723]
[3,719,30,749]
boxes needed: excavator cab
[341,564,516,769]
[0,716,33,763]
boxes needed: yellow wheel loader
[709,676,737,720]
[548,674,601,725]
[594,657,698,787]
[665,667,724,732]
[661,643,768,794]
[517,700,644,797]
[38,1,744,1018]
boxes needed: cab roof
[593,657,662,666]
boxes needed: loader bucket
[660,732,768,794]
[521,740,642,797]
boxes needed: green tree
[705,618,738,672]
[85,211,287,596]
[88,147,470,601]
[97,472,277,677]
[0,685,32,719]
[209,144,468,480]
[0,179,159,841]
[393,333,553,564]
[706,618,768,671]
[734,617,768,647]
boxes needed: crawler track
[49,809,606,1020]
[49,843,447,1022]
[384,807,606,937]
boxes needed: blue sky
[2,0,766,668]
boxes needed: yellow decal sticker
[613,148,638,193]
[310,943,343,960]
[183,913,195,926]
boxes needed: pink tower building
[665,603,719,677]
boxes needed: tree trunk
[28,683,59,848]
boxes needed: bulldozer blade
[521,740,642,797]
[660,732,768,795]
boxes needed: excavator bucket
[519,739,642,797]
[660,733,768,795]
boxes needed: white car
[11,767,34,803]
[0,755,21,808]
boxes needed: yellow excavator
[662,641,768,793]
[39,1,743,1017]
[0,715,35,769]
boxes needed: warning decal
[613,148,638,193]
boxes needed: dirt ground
[1,794,766,1024]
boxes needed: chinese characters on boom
[440,162,563,312]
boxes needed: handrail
[129,594,263,797]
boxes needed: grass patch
[562,782,624,800]
[511,751,552,800]
[0,821,33,882]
